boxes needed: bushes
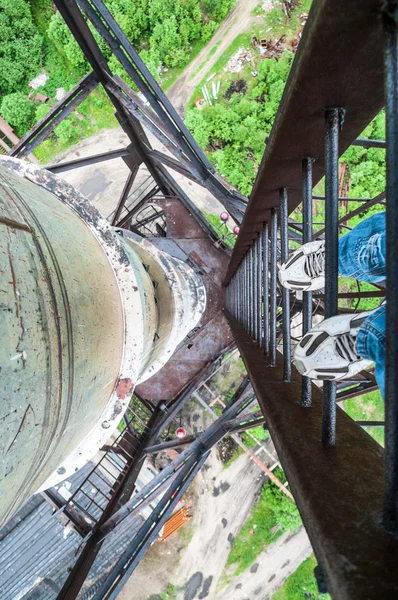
[273,555,331,600]
[47,11,88,74]
[0,93,35,137]
[185,51,294,194]
[0,0,44,94]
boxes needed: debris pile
[224,79,248,100]
[291,12,309,51]
[252,35,286,59]
[28,71,48,90]
[224,48,253,73]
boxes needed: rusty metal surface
[228,315,398,600]
[136,197,232,400]
[225,0,385,282]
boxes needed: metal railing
[225,1,398,598]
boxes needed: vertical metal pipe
[280,188,292,382]
[251,244,256,340]
[263,223,269,354]
[242,259,246,329]
[302,158,314,406]
[257,234,262,347]
[270,208,278,367]
[248,246,253,337]
[323,108,341,446]
[384,1,398,533]
[253,240,258,342]
[245,253,249,333]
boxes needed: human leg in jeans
[278,212,386,398]
[338,212,386,398]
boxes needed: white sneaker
[293,311,374,381]
[278,240,325,291]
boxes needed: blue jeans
[338,212,386,398]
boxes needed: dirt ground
[117,393,311,600]
[51,129,226,220]
[167,0,262,116]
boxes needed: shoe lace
[335,333,361,362]
[304,246,325,279]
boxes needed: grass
[265,0,312,39]
[178,518,195,545]
[34,89,116,164]
[203,212,236,247]
[160,583,180,600]
[252,2,266,15]
[344,389,385,446]
[272,554,331,600]
[188,30,257,108]
[208,40,222,58]
[224,469,300,579]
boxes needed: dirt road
[173,441,269,599]
[167,0,261,116]
[216,528,312,600]
[52,129,226,218]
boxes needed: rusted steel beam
[225,0,385,282]
[352,138,386,149]
[226,417,266,434]
[41,490,91,537]
[313,190,386,240]
[9,73,98,158]
[144,434,199,455]
[111,168,138,226]
[228,315,398,599]
[45,147,132,173]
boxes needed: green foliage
[47,11,88,73]
[226,468,301,576]
[203,211,236,247]
[202,0,236,21]
[341,111,386,199]
[0,92,35,136]
[273,554,331,600]
[344,389,384,446]
[160,583,179,600]
[249,425,269,442]
[0,0,44,94]
[34,102,51,123]
[185,51,294,194]
[54,114,82,145]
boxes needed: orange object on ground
[159,506,192,542]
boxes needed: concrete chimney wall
[0,157,206,526]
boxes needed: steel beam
[112,167,139,226]
[9,73,98,158]
[225,0,386,282]
[45,147,132,173]
[227,315,398,600]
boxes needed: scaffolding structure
[1,1,398,599]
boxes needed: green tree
[0,92,35,136]
[48,11,88,73]
[0,0,44,94]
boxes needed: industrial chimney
[0,157,206,525]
